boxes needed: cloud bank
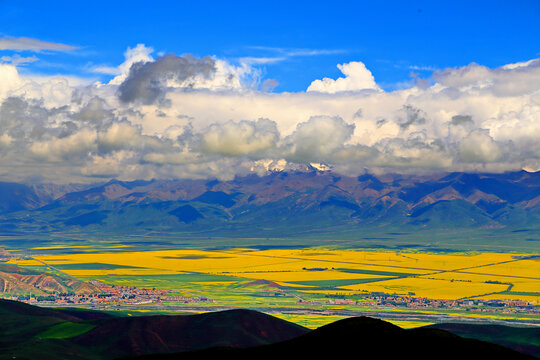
[0,36,79,52]
[1,44,540,183]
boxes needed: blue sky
[1,0,539,91]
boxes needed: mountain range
[1,169,540,241]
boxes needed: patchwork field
[8,248,539,305]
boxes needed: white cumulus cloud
[1,44,540,183]
[307,61,381,93]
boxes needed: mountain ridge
[2,170,540,236]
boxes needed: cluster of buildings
[385,295,539,313]
[359,293,537,312]
[297,293,539,314]
[3,281,215,307]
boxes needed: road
[42,303,540,328]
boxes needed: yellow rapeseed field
[465,259,540,278]
[341,277,509,300]
[8,247,538,302]
[416,271,539,293]
[226,270,387,282]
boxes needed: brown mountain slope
[0,263,100,295]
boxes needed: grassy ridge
[287,277,392,288]
[38,322,96,339]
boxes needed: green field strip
[501,291,540,296]
[53,263,144,270]
[79,272,247,285]
[37,322,96,339]
[287,277,393,288]
[336,268,415,277]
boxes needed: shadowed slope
[72,309,308,359]
[125,316,534,360]
[0,302,308,360]
[429,323,540,358]
[0,300,535,360]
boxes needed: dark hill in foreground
[0,300,535,360]
[71,309,309,359]
[0,299,307,360]
[124,317,535,360]
[430,323,540,358]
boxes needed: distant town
[2,281,538,316]
[1,281,215,307]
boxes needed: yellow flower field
[341,277,509,300]
[226,270,388,282]
[8,247,538,302]
[463,259,540,278]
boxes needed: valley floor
[2,244,539,329]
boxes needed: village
[296,292,539,315]
[2,280,537,316]
[1,281,215,307]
